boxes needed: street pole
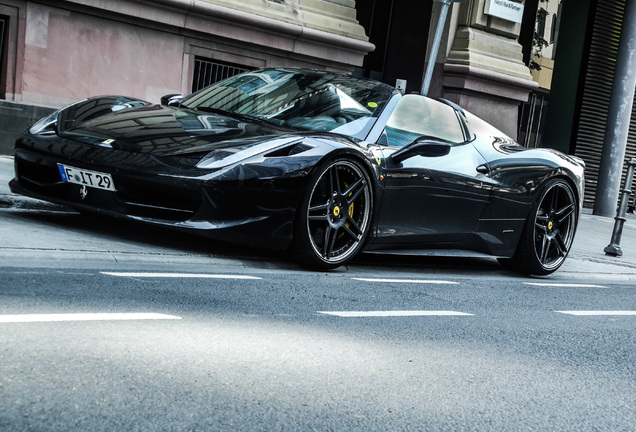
[421,0,453,96]
[593,0,636,217]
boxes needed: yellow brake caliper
[345,182,354,233]
[335,182,356,239]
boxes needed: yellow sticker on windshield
[102,139,115,145]
[368,102,378,108]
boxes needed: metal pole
[421,0,452,96]
[593,0,636,217]
[605,158,636,257]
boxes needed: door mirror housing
[390,137,452,163]
[161,94,183,107]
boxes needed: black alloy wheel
[293,158,372,269]
[511,178,578,275]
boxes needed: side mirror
[161,94,183,106]
[390,137,452,163]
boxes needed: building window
[192,57,252,93]
[536,9,547,40]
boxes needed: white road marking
[352,278,460,284]
[524,282,608,288]
[101,272,262,280]
[556,311,636,316]
[318,310,474,317]
[0,313,182,323]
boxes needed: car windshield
[181,69,394,139]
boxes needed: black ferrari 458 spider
[10,68,584,275]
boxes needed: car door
[373,95,491,245]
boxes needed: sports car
[10,68,584,275]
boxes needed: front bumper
[11,147,301,250]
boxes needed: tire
[292,157,373,269]
[509,178,578,275]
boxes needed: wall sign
[484,0,524,23]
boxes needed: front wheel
[292,158,373,269]
[509,178,578,275]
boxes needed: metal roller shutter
[573,0,625,208]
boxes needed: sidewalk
[2,155,636,281]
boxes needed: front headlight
[29,110,60,135]
[196,136,301,169]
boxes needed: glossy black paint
[11,132,353,249]
[10,68,585,271]
[374,142,490,245]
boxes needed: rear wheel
[509,178,578,275]
[292,158,372,269]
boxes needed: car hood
[56,97,308,157]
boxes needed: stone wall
[441,1,537,139]
[0,0,373,154]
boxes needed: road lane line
[0,313,182,323]
[318,310,473,317]
[352,278,460,284]
[101,272,262,280]
[556,311,636,316]
[524,282,608,288]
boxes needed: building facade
[0,0,539,155]
[1,0,635,210]
[0,0,374,152]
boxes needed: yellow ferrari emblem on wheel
[333,206,340,217]
[548,221,553,230]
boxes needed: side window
[380,94,466,147]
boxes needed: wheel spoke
[327,167,335,195]
[553,231,568,257]
[555,202,575,224]
[344,215,363,238]
[343,177,366,204]
[338,225,356,243]
[308,202,330,221]
[535,214,549,232]
[323,225,338,258]
[329,165,341,195]
[539,233,551,263]
[550,187,559,212]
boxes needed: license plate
[57,164,116,191]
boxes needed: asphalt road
[1,206,636,431]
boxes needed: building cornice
[52,0,375,56]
